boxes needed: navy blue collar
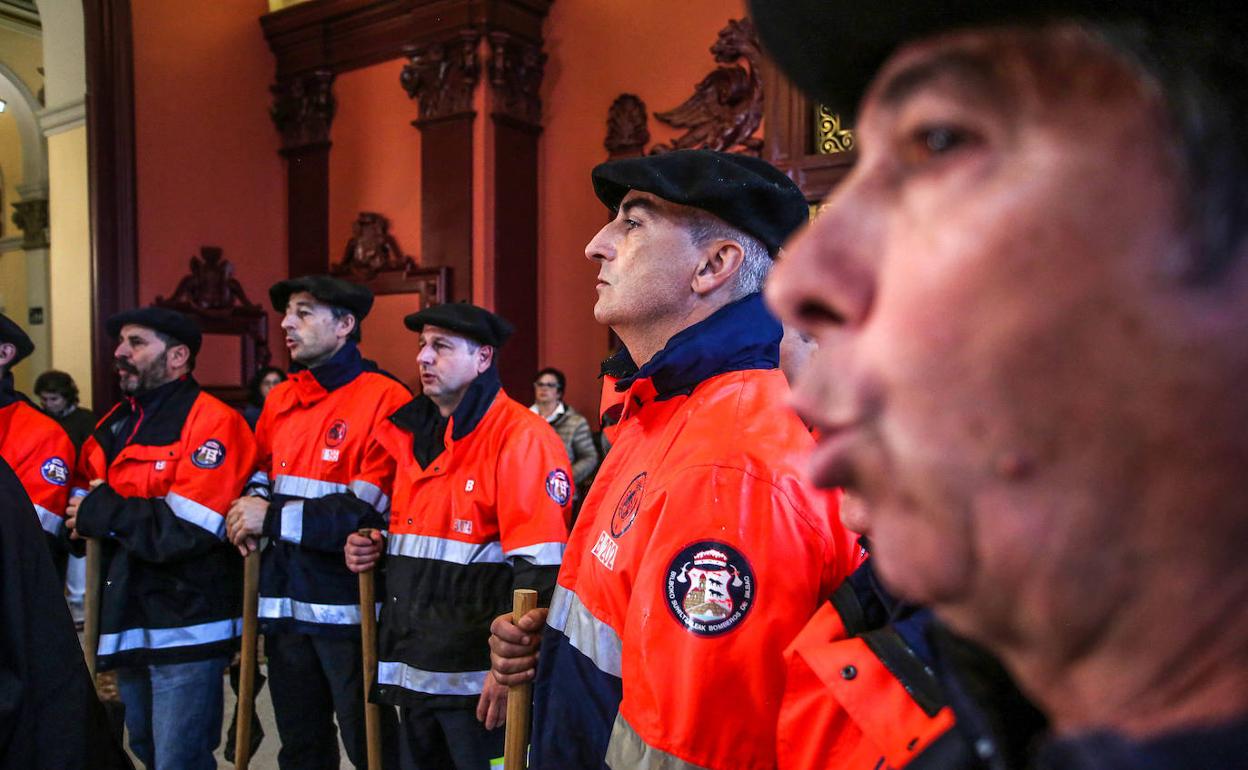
[390,365,503,468]
[602,292,781,400]
[291,341,365,392]
[0,372,25,409]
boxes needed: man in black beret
[0,313,76,576]
[341,302,572,769]
[486,149,863,769]
[226,275,405,769]
[65,306,256,769]
[755,1,1248,767]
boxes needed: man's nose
[584,225,614,263]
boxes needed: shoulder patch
[191,439,226,469]
[545,468,571,506]
[40,457,70,486]
[611,472,646,537]
[665,541,755,637]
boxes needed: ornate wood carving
[605,94,649,159]
[487,31,546,128]
[154,246,271,405]
[270,69,336,150]
[814,104,855,154]
[10,198,49,249]
[333,211,414,279]
[400,32,481,123]
[651,18,764,156]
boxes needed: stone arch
[0,60,48,196]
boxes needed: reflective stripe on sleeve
[165,491,226,539]
[548,585,622,678]
[376,660,488,696]
[386,533,505,565]
[505,541,565,566]
[97,617,242,656]
[280,500,304,545]
[605,713,711,770]
[35,504,63,535]
[349,479,390,513]
[247,470,270,488]
[258,596,361,626]
[273,474,348,498]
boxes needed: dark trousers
[398,701,504,770]
[266,632,398,770]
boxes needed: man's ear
[477,344,495,373]
[336,312,358,340]
[166,343,192,371]
[0,342,15,368]
[691,240,745,296]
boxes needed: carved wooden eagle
[651,18,764,156]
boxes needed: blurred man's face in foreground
[767,24,1215,651]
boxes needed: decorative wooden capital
[270,69,336,151]
[401,31,481,124]
[11,198,49,250]
[605,94,649,159]
[487,31,546,128]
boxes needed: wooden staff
[503,588,538,770]
[235,548,261,769]
[83,537,102,680]
[358,529,382,770]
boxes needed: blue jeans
[116,656,229,770]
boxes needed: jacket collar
[600,292,781,418]
[0,371,28,410]
[95,376,200,457]
[390,365,503,468]
[289,341,366,393]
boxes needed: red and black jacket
[74,376,257,669]
[0,375,75,550]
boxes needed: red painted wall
[131,0,288,377]
[538,0,750,422]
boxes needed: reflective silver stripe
[280,500,304,545]
[548,586,622,678]
[248,470,270,487]
[70,487,89,499]
[606,713,711,770]
[165,491,226,539]
[505,541,565,566]
[376,660,488,696]
[35,504,63,535]
[273,474,348,498]
[97,617,242,656]
[258,596,361,625]
[349,479,390,513]
[387,533,505,565]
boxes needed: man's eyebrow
[620,197,661,218]
[875,49,1010,109]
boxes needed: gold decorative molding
[814,104,854,154]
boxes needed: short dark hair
[330,304,363,343]
[153,330,197,372]
[247,365,288,407]
[535,367,566,394]
[33,370,79,405]
[1087,19,1248,282]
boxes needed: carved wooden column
[486,30,545,395]
[271,70,336,278]
[400,33,480,304]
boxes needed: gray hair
[684,212,773,298]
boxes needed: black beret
[269,275,374,322]
[106,307,203,356]
[591,149,808,256]
[749,0,1236,119]
[403,303,514,348]
[0,313,34,366]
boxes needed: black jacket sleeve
[512,562,561,607]
[261,492,388,554]
[74,483,221,563]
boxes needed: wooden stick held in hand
[503,588,538,770]
[235,549,261,769]
[83,537,102,680]
[358,529,382,770]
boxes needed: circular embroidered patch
[610,472,646,538]
[664,541,755,637]
[191,439,226,469]
[325,419,349,447]
[40,457,69,486]
[545,468,571,506]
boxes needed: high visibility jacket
[249,343,411,637]
[74,376,257,669]
[0,381,75,538]
[531,294,862,770]
[778,561,956,769]
[360,367,571,708]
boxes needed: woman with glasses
[531,367,599,514]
